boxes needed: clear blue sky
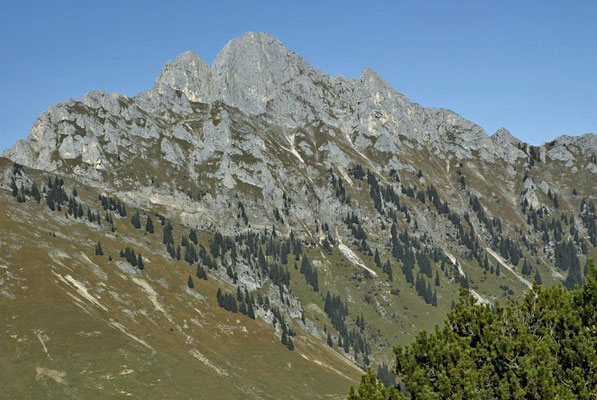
[1,1,596,151]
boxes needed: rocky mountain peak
[3,31,596,187]
[492,127,517,141]
[210,32,325,122]
[154,50,210,103]
[358,67,393,92]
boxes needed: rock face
[3,31,596,274]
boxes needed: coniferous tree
[117,201,127,217]
[216,288,238,313]
[300,255,319,292]
[402,254,415,285]
[280,244,288,264]
[166,242,176,259]
[145,216,154,234]
[239,300,247,315]
[137,253,144,270]
[196,265,208,280]
[210,232,223,258]
[163,222,174,245]
[555,241,580,272]
[131,212,141,229]
[374,249,381,268]
[122,247,138,267]
[189,228,198,245]
[382,259,393,281]
[31,183,41,203]
[417,251,432,278]
[46,194,55,211]
[343,336,350,353]
[187,275,194,289]
[312,269,319,292]
[564,257,584,290]
[95,242,104,256]
[184,244,196,265]
[245,293,256,319]
[522,259,533,276]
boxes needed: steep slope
[2,32,596,397]
[0,159,360,399]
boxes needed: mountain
[1,32,596,398]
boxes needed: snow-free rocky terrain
[1,32,596,399]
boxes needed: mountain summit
[5,31,596,174]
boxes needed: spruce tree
[383,260,393,281]
[131,212,141,229]
[95,242,104,256]
[163,222,174,245]
[31,183,41,203]
[187,275,194,289]
[137,253,144,270]
[196,265,207,280]
[189,228,198,245]
[522,259,533,276]
[247,305,255,319]
[145,216,154,234]
[564,258,584,290]
[239,301,247,315]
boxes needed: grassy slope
[0,171,361,399]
